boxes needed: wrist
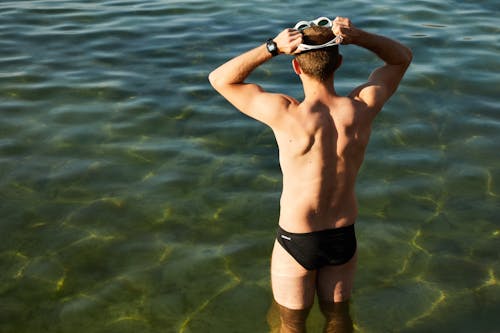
[266,38,279,56]
[350,28,368,46]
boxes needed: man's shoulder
[255,92,300,109]
[330,96,368,113]
[329,96,377,126]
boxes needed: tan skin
[209,17,412,332]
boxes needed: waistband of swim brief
[277,224,355,238]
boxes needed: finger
[336,17,352,29]
[341,26,352,34]
[332,22,346,32]
[335,20,349,28]
[288,28,302,35]
[290,34,302,44]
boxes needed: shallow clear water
[0,0,499,332]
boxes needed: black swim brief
[276,224,357,271]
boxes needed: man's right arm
[333,17,413,112]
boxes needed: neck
[301,75,337,102]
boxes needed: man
[209,16,412,332]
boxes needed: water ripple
[1,1,499,332]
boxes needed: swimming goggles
[293,17,342,52]
[294,16,333,31]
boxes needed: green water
[1,0,499,332]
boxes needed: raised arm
[333,17,413,112]
[208,29,302,126]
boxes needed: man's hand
[273,28,303,55]
[332,17,362,45]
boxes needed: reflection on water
[0,0,499,332]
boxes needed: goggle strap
[297,36,343,51]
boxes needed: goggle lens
[294,20,310,31]
[317,19,330,26]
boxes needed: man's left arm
[208,29,302,126]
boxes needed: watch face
[267,39,278,55]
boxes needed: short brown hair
[294,26,340,81]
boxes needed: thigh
[271,240,316,310]
[317,251,357,303]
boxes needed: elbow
[208,70,221,90]
[396,47,413,71]
[208,71,217,88]
[404,47,413,67]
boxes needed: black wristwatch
[266,38,279,56]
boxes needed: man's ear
[292,58,302,75]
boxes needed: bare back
[273,96,374,233]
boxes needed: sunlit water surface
[1,0,499,332]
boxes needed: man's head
[293,26,342,82]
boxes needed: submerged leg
[267,300,281,333]
[319,301,353,333]
[278,303,311,333]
